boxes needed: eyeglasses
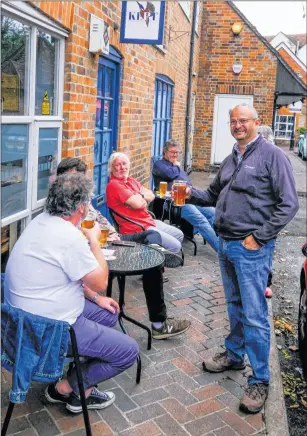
[167,151,180,155]
[229,118,256,126]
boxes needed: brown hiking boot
[152,317,190,339]
[240,383,269,414]
[202,351,246,373]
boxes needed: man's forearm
[189,187,217,206]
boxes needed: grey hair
[229,104,259,119]
[45,173,94,217]
[258,125,275,144]
[163,139,182,156]
[108,152,130,176]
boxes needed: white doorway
[211,94,254,164]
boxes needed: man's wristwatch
[91,293,100,303]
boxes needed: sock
[152,322,163,330]
[55,384,70,397]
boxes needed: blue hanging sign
[120,1,165,45]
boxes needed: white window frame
[179,1,191,21]
[195,1,201,36]
[274,114,295,140]
[1,2,67,230]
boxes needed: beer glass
[173,180,187,206]
[159,181,167,198]
[81,210,96,229]
[99,226,109,247]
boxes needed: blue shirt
[233,134,260,165]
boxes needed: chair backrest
[108,208,146,232]
[1,303,69,403]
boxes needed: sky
[234,1,307,36]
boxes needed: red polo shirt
[106,176,155,235]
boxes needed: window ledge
[155,44,168,55]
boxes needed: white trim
[275,42,307,72]
[179,1,191,21]
[29,25,37,116]
[1,116,33,124]
[57,39,65,118]
[2,1,69,38]
[1,210,31,228]
[195,1,201,36]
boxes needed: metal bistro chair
[1,304,92,436]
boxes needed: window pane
[1,16,30,116]
[96,99,102,129]
[37,128,59,201]
[103,101,112,130]
[105,68,113,98]
[1,125,28,219]
[35,31,58,115]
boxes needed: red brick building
[1,0,306,260]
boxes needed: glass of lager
[81,210,96,229]
[173,180,187,206]
[159,181,167,198]
[99,226,109,248]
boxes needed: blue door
[151,74,174,186]
[93,48,121,220]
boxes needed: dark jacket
[1,304,69,403]
[152,158,191,191]
[189,135,299,245]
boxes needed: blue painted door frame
[92,47,121,220]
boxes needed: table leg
[107,274,114,297]
[117,276,152,350]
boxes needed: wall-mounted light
[232,62,243,75]
[232,22,243,36]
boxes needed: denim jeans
[68,300,139,394]
[218,237,275,384]
[181,204,219,252]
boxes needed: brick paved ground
[1,238,266,436]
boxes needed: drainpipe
[184,1,198,172]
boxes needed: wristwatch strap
[91,293,100,303]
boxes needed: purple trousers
[67,300,139,393]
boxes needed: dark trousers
[121,230,167,323]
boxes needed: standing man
[188,104,299,413]
[4,173,139,413]
[152,139,219,252]
[106,153,184,254]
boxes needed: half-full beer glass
[173,180,187,206]
[81,210,96,229]
[159,181,167,198]
[99,227,109,247]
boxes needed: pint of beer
[81,210,96,229]
[159,181,167,198]
[173,181,187,206]
[99,227,109,247]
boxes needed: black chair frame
[2,327,92,436]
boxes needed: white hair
[108,152,130,176]
[258,125,275,144]
[229,104,259,119]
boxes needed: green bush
[297,127,307,135]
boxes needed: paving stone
[98,404,130,433]
[172,357,201,376]
[192,296,213,309]
[203,337,225,349]
[194,290,213,300]
[174,285,197,292]
[8,430,38,436]
[64,421,113,436]
[206,319,229,330]
[176,345,202,364]
[187,326,208,342]
[220,378,245,400]
[216,392,246,417]
[188,398,225,417]
[218,409,255,435]
[119,421,161,436]
[195,284,215,294]
[190,303,213,316]
[184,414,226,436]
[132,387,169,406]
[193,372,227,386]
[136,373,173,392]
[154,413,190,436]
[109,387,138,412]
[169,369,200,391]
[245,413,265,431]
[148,348,180,363]
[213,425,239,436]
[205,328,229,339]
[192,383,226,401]
[210,305,227,314]
[56,411,100,434]
[161,398,194,424]
[28,410,60,436]
[144,360,176,376]
[164,383,198,406]
[126,403,166,425]
[172,298,194,306]
[5,417,31,436]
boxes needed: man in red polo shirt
[106,153,183,254]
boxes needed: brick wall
[277,47,307,84]
[193,1,277,170]
[33,1,202,185]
